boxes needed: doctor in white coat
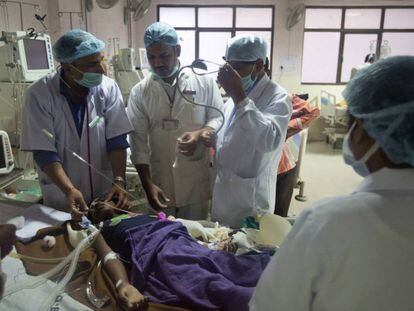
[250,56,414,311]
[210,35,291,228]
[21,30,133,218]
[127,22,223,220]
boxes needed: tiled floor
[288,141,363,216]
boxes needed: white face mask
[342,122,379,177]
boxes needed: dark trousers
[274,166,297,217]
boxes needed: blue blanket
[126,220,271,310]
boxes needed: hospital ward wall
[276,0,414,140]
[132,0,414,141]
[0,0,49,139]
[0,0,131,63]
[53,0,131,62]
[0,0,49,34]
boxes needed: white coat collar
[354,167,414,193]
[50,71,98,143]
[152,67,190,86]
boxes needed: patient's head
[88,199,122,224]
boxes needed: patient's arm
[94,234,148,310]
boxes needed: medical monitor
[0,130,14,175]
[0,31,54,82]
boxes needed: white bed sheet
[0,202,71,240]
[0,254,92,311]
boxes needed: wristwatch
[113,176,126,187]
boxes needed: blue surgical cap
[224,35,267,62]
[53,29,105,64]
[343,55,414,166]
[144,22,178,48]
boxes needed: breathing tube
[3,221,100,311]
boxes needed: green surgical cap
[144,22,178,48]
[224,35,267,62]
[52,29,105,64]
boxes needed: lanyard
[160,79,178,117]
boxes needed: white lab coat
[250,168,414,311]
[211,74,291,228]
[127,68,223,207]
[21,72,133,211]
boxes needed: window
[158,5,274,68]
[302,7,414,84]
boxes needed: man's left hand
[177,131,201,156]
[200,129,216,148]
[105,181,131,210]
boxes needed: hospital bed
[320,90,349,149]
[0,199,291,310]
[0,201,189,310]
[293,128,308,202]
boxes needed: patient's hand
[117,283,149,310]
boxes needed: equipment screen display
[0,136,5,169]
[23,39,49,70]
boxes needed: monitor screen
[0,136,5,169]
[23,39,49,70]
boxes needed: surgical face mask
[70,65,103,88]
[152,63,179,79]
[241,65,256,93]
[342,122,379,177]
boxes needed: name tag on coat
[162,118,180,131]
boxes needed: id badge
[162,118,180,131]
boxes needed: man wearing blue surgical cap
[251,56,414,310]
[127,22,223,219]
[209,35,291,227]
[21,29,133,218]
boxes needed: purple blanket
[126,220,270,311]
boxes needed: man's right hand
[0,224,17,259]
[144,182,170,210]
[66,188,89,221]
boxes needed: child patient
[86,199,271,311]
